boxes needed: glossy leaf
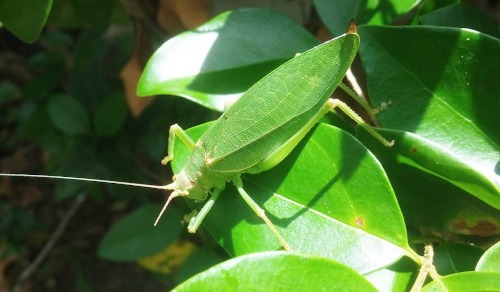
[434,243,485,275]
[176,248,227,284]
[48,94,90,135]
[362,127,500,210]
[422,272,500,292]
[0,0,53,43]
[410,0,459,25]
[97,205,184,261]
[359,25,500,209]
[173,252,379,292]
[476,241,500,273]
[420,3,500,38]
[357,127,500,236]
[364,256,417,292]
[171,122,409,274]
[314,0,420,36]
[137,8,319,112]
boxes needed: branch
[12,194,87,292]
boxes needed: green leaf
[434,243,485,275]
[364,256,417,292]
[0,81,19,106]
[363,128,500,211]
[41,30,74,49]
[410,0,459,25]
[359,25,500,209]
[18,105,64,153]
[176,248,227,284]
[476,241,500,273]
[69,68,108,107]
[422,272,500,292]
[0,0,53,43]
[48,0,85,29]
[420,3,500,39]
[137,8,319,112]
[72,0,113,28]
[313,0,421,36]
[357,127,500,236]
[173,252,379,292]
[97,205,184,261]
[171,122,409,274]
[53,182,81,200]
[94,93,128,137]
[25,51,66,99]
[48,94,90,135]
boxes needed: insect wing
[201,33,360,173]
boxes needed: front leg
[187,183,225,233]
[161,124,196,165]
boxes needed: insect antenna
[0,173,172,190]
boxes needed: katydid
[0,20,393,251]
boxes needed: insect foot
[372,100,392,115]
[161,156,173,165]
[330,98,395,147]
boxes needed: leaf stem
[405,247,423,265]
[409,244,446,292]
[13,193,86,292]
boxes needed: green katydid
[0,20,393,251]
[155,19,392,251]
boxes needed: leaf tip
[346,19,357,35]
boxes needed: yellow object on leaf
[137,239,197,274]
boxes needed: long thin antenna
[0,173,172,190]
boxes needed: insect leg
[161,124,196,165]
[154,189,188,226]
[232,176,292,251]
[329,99,395,147]
[187,183,225,233]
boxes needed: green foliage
[0,0,53,43]
[1,1,500,291]
[314,0,420,36]
[420,3,500,38]
[98,205,184,261]
[433,243,484,275]
[171,122,409,273]
[137,8,319,112]
[476,241,500,273]
[358,25,500,203]
[172,252,379,292]
[93,93,128,137]
[48,94,90,135]
[139,6,500,292]
[422,272,500,292]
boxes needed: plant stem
[13,194,86,292]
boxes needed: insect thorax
[182,144,234,193]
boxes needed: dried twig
[12,194,86,292]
